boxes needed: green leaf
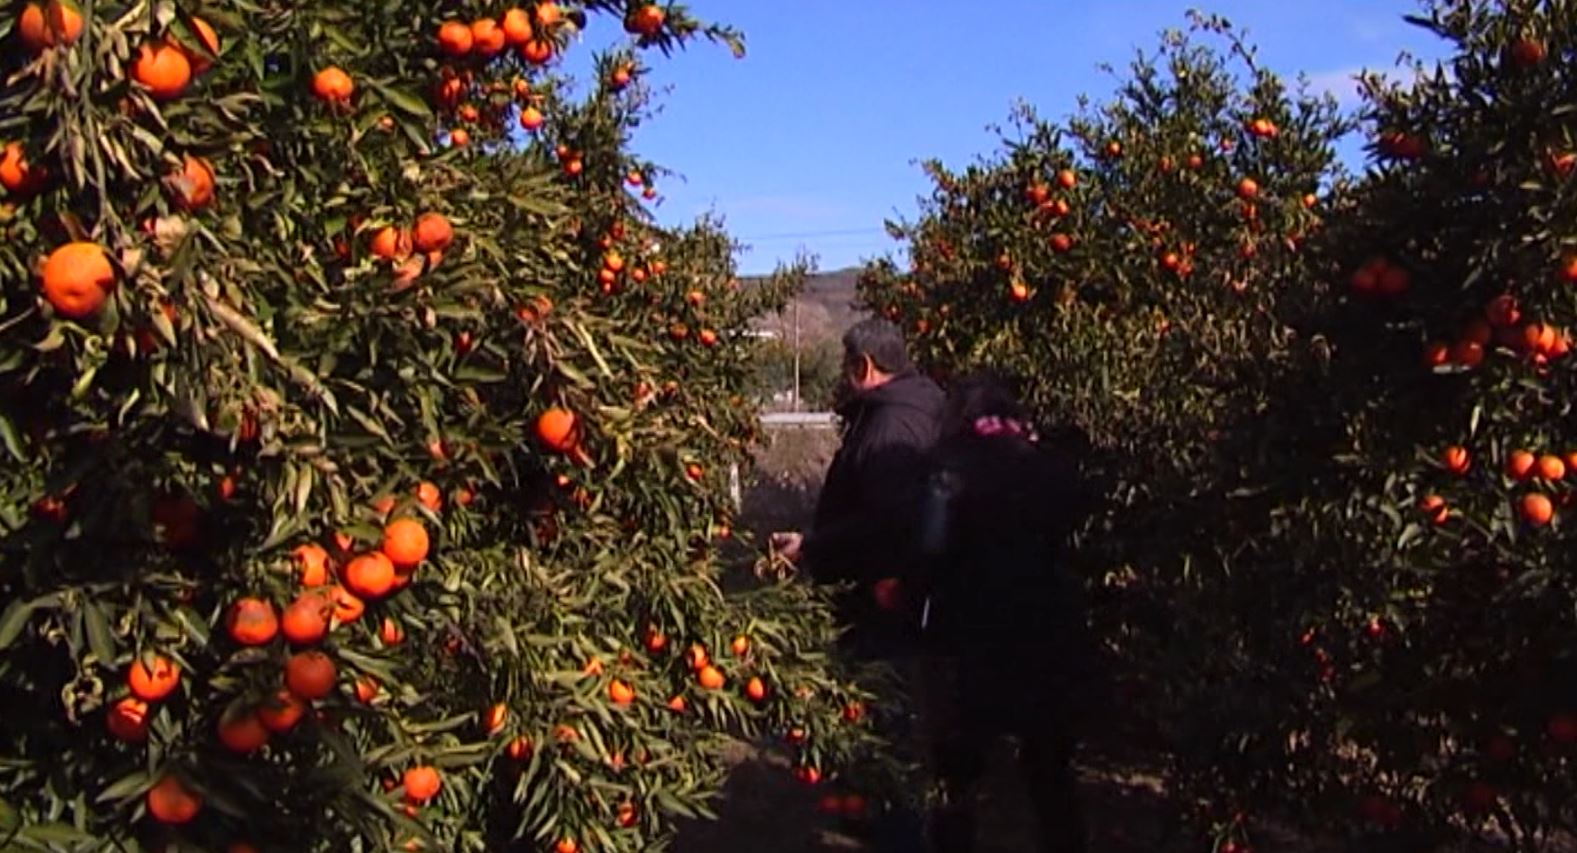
[0,600,35,651]
[369,81,434,118]
[0,414,21,463]
[83,602,116,665]
[19,822,97,844]
[94,771,151,805]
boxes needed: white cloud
[1304,67,1366,109]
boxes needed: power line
[736,227,889,241]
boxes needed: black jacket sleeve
[804,409,934,586]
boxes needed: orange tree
[1269,0,1577,847]
[861,11,1349,838]
[862,3,1577,850]
[0,1,884,850]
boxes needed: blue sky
[568,2,1450,275]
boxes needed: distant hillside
[750,267,865,347]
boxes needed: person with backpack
[914,372,1101,853]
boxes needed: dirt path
[676,737,1195,853]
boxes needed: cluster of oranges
[109,509,434,829]
[1423,444,1573,527]
[20,8,221,322]
[1424,293,1572,372]
[366,211,455,290]
[430,3,567,145]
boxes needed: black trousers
[922,656,1088,853]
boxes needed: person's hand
[770,531,804,562]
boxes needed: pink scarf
[972,415,1037,442]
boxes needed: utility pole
[792,298,801,411]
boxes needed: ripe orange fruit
[415,481,443,512]
[217,708,269,753]
[502,8,532,45]
[0,141,45,195]
[285,650,337,700]
[404,766,442,803]
[555,839,578,853]
[1441,445,1470,475]
[609,679,635,705]
[645,629,668,654]
[329,584,365,623]
[611,65,633,89]
[842,702,865,723]
[344,552,396,600]
[106,697,150,743]
[1521,492,1554,526]
[354,675,379,704]
[667,695,686,712]
[745,677,767,702]
[1485,294,1520,328]
[537,1,564,27]
[412,212,453,253]
[1506,449,1536,480]
[132,42,192,100]
[19,3,51,52]
[1538,455,1567,481]
[226,598,279,646]
[521,37,554,65]
[1509,36,1547,68]
[1461,318,1493,346]
[182,16,220,74]
[617,801,638,828]
[257,689,306,733]
[484,702,508,735]
[507,736,532,759]
[1450,340,1484,368]
[685,644,709,672]
[685,462,704,482]
[471,18,506,56]
[146,776,202,825]
[292,543,331,587]
[42,1,82,45]
[535,407,578,452]
[281,593,330,645]
[731,634,750,657]
[382,518,430,567]
[698,328,719,347]
[40,241,116,319]
[449,128,471,147]
[1236,177,1259,200]
[625,3,665,36]
[380,617,405,646]
[437,20,473,56]
[519,105,545,131]
[128,654,180,701]
[1419,494,1448,525]
[1049,233,1073,253]
[697,665,725,690]
[312,66,354,104]
[369,226,412,261]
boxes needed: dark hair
[841,318,911,374]
[938,371,1029,440]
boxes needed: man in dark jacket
[774,318,943,851]
[774,318,945,657]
